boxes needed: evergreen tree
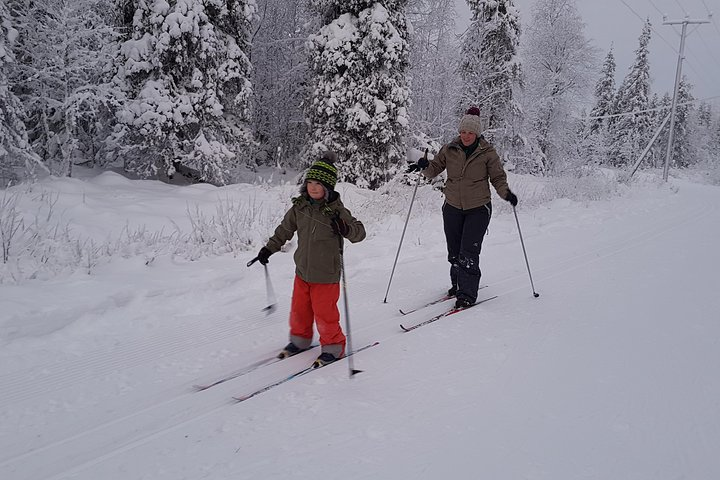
[607,19,652,167]
[0,3,42,186]
[458,0,520,130]
[650,92,672,168]
[304,0,411,189]
[668,76,694,168]
[114,0,257,185]
[589,47,615,134]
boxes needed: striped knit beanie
[305,151,338,190]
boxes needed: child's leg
[288,275,314,349]
[309,282,345,357]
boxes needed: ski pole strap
[247,257,259,267]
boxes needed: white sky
[456,0,720,104]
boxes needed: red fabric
[289,275,345,355]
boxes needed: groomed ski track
[2,178,719,480]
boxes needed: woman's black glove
[504,190,518,207]
[406,156,429,173]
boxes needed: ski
[398,285,488,315]
[232,341,380,403]
[399,295,453,315]
[400,296,498,332]
[193,346,318,391]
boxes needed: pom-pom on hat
[458,106,483,136]
[305,151,338,190]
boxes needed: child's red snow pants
[289,275,346,356]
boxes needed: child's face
[306,180,326,200]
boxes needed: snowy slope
[1,172,719,480]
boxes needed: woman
[408,107,518,309]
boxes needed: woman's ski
[400,296,497,332]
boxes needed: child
[254,151,366,367]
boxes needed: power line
[583,95,720,120]
[672,0,689,16]
[618,0,679,54]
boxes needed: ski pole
[247,257,278,314]
[337,233,362,377]
[383,149,427,303]
[512,205,540,298]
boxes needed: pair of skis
[398,290,497,332]
[194,342,380,403]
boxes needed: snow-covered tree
[304,0,411,189]
[114,0,257,185]
[0,3,43,186]
[251,0,314,169]
[520,0,598,173]
[406,0,461,145]
[458,0,520,129]
[459,0,524,172]
[694,101,715,164]
[607,19,652,167]
[667,76,695,168]
[6,0,117,176]
[589,47,615,134]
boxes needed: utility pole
[662,15,710,181]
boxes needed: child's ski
[232,342,380,403]
[193,346,318,391]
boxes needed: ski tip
[399,324,410,332]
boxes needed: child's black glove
[331,217,350,237]
[504,190,518,207]
[257,247,272,265]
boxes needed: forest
[1,0,719,188]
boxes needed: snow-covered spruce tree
[589,47,615,134]
[406,0,461,145]
[695,101,714,163]
[114,0,257,185]
[304,0,411,189]
[458,0,520,131]
[607,19,652,168]
[667,76,695,168]
[578,47,616,166]
[251,0,314,169]
[0,3,43,186]
[648,92,671,168]
[521,0,597,173]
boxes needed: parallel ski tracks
[1,200,714,480]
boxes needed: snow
[2,170,720,479]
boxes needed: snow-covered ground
[1,170,719,480]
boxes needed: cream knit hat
[458,106,483,135]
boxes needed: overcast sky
[455,0,720,104]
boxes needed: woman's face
[459,130,477,146]
[306,180,326,200]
